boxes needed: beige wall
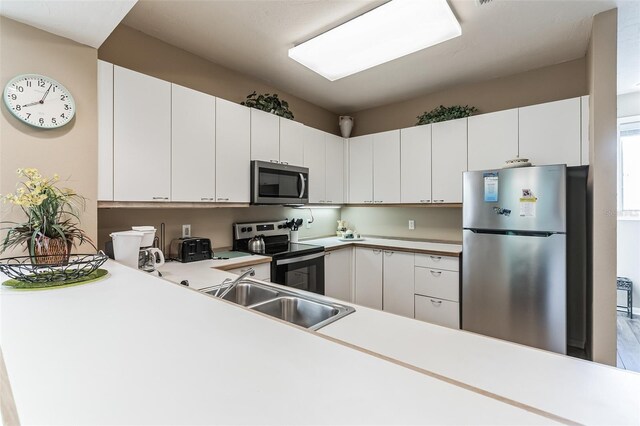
[348,58,588,136]
[98,206,340,252]
[0,17,98,256]
[340,207,462,243]
[587,9,618,366]
[98,25,339,135]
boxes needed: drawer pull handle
[430,299,442,306]
[152,196,169,200]
[430,270,442,277]
[373,249,382,254]
[384,251,394,256]
[429,256,442,261]
[217,197,229,201]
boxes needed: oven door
[272,252,325,295]
[251,160,309,204]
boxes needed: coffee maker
[132,226,165,276]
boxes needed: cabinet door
[215,98,250,202]
[349,135,374,203]
[468,109,518,171]
[171,84,216,202]
[373,130,401,203]
[354,247,382,309]
[432,118,467,203]
[382,250,415,318]
[303,126,326,203]
[113,66,171,201]
[279,118,304,166]
[325,248,353,302]
[415,295,460,329]
[250,109,280,162]
[97,60,113,201]
[400,125,431,203]
[519,97,581,167]
[325,133,345,204]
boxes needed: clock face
[3,74,76,129]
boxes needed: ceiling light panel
[288,0,462,81]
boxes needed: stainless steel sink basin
[204,282,279,306]
[251,296,342,329]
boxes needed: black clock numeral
[60,95,66,101]
[39,118,44,125]
[10,94,16,100]
[17,86,24,93]
[38,79,45,88]
[15,105,21,111]
[26,81,32,87]
[26,113,31,119]
[60,113,66,119]
[51,118,57,124]
[64,104,70,110]
[52,86,56,93]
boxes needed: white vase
[339,116,354,138]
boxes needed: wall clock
[3,74,76,129]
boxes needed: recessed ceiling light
[288,0,462,81]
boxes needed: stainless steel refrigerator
[462,164,589,355]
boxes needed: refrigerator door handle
[467,229,556,238]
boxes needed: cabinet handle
[430,299,442,306]
[319,200,325,203]
[375,200,383,204]
[384,251,394,256]
[270,160,279,163]
[326,200,332,203]
[433,199,445,203]
[420,200,431,203]
[430,270,442,277]
[217,197,229,201]
[325,252,331,256]
[373,249,382,254]
[281,162,289,165]
[152,196,169,200]
[429,256,442,261]
[200,197,215,201]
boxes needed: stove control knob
[241,227,247,233]
[247,227,253,232]
[277,224,284,229]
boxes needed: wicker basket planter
[31,237,72,265]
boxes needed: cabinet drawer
[414,267,459,302]
[227,263,271,282]
[414,253,459,271]
[415,295,459,329]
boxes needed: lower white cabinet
[382,250,415,317]
[354,247,383,309]
[415,295,460,329]
[324,248,353,302]
[226,263,271,282]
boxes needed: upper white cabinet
[215,98,250,202]
[468,109,518,171]
[325,133,345,204]
[279,118,304,166]
[303,126,326,203]
[519,97,581,167]
[171,84,216,202]
[373,130,401,204]
[325,247,353,302]
[382,250,415,318]
[431,118,467,203]
[354,247,383,309]
[113,66,171,202]
[97,60,113,201]
[250,109,280,163]
[349,135,374,203]
[400,125,431,203]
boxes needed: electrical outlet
[306,219,311,229]
[182,224,191,238]
[408,220,415,230]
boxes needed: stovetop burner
[232,220,324,260]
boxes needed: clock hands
[22,101,41,108]
[40,84,52,103]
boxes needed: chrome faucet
[215,268,255,299]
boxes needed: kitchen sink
[200,279,354,330]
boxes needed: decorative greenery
[241,91,295,119]
[1,168,94,257]
[416,105,478,125]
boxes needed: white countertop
[0,261,553,425]
[304,236,462,255]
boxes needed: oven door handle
[298,173,306,199]
[276,252,324,266]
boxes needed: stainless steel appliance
[251,161,309,205]
[462,165,589,356]
[233,220,324,295]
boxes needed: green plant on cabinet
[241,91,295,119]
[416,105,478,125]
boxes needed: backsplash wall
[98,206,340,253]
[340,207,462,243]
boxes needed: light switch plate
[182,224,191,238]
[408,220,415,230]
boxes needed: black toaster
[170,237,212,263]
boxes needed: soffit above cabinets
[0,0,137,48]
[120,0,636,113]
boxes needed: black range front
[233,221,325,295]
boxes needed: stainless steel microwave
[251,160,309,205]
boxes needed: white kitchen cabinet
[325,247,353,302]
[113,66,171,201]
[414,253,459,272]
[382,250,415,318]
[215,98,251,202]
[468,109,519,171]
[97,60,113,201]
[227,263,271,282]
[349,135,374,204]
[325,133,345,204]
[431,118,467,203]
[354,247,383,309]
[400,125,431,203]
[519,97,581,167]
[581,95,589,165]
[171,84,216,202]
[303,126,326,203]
[414,267,459,303]
[415,295,460,329]
[279,118,304,166]
[373,130,401,204]
[250,109,280,163]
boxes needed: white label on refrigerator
[483,172,499,202]
[519,189,537,217]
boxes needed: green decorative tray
[2,268,109,290]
